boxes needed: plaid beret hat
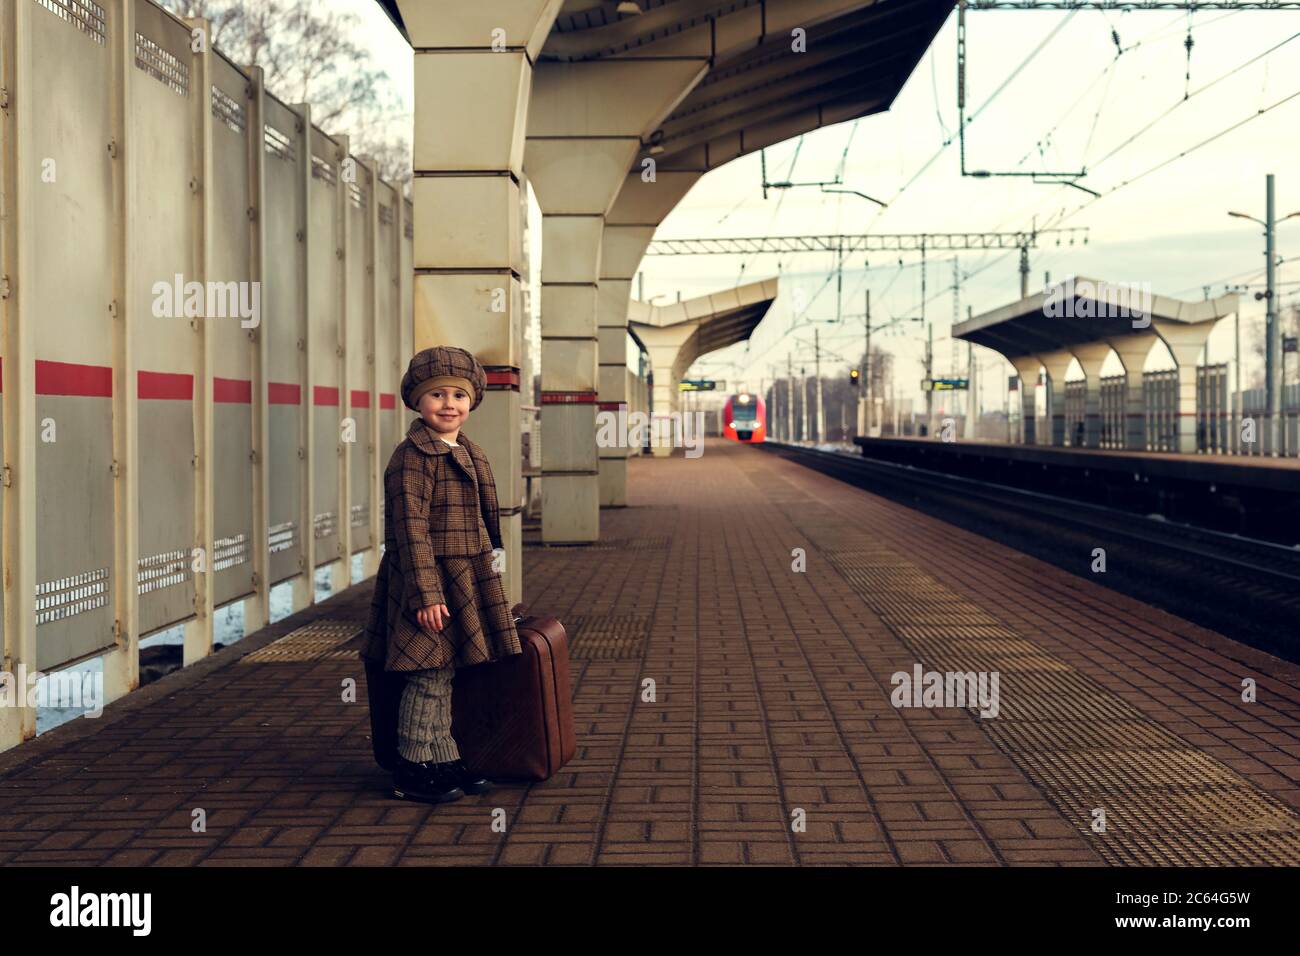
[401,346,488,412]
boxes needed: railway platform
[853,435,1300,543]
[1,438,1298,866]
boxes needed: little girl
[362,345,522,804]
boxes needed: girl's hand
[417,604,450,633]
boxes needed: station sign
[679,380,717,391]
[921,378,970,391]
[1285,336,1298,354]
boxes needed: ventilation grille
[313,511,336,539]
[211,85,245,134]
[378,203,393,226]
[36,567,110,625]
[269,521,296,554]
[350,503,369,528]
[264,124,295,162]
[36,0,106,44]
[138,548,190,594]
[134,32,188,97]
[311,154,335,186]
[347,181,365,210]
[214,533,248,571]
[404,218,413,240]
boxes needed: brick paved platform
[2,437,1298,866]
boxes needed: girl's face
[418,387,471,435]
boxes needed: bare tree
[162,0,411,191]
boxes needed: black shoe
[392,757,464,804]
[448,758,493,795]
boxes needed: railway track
[763,442,1300,664]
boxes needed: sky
[341,2,1300,413]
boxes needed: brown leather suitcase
[364,658,405,774]
[364,608,576,783]
[451,612,576,782]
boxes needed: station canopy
[953,276,1238,360]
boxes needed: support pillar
[597,170,701,503]
[1007,356,1042,445]
[525,57,705,540]
[1106,335,1158,451]
[1153,319,1217,454]
[1037,350,1074,447]
[1071,342,1111,449]
[637,324,695,458]
[398,0,563,602]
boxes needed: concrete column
[1106,334,1158,451]
[1007,356,1042,445]
[1153,319,1217,453]
[1037,350,1074,447]
[596,258,639,505]
[525,57,705,541]
[637,324,695,458]
[399,0,562,602]
[598,171,701,503]
[1071,342,1112,448]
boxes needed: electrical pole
[965,312,976,440]
[802,365,810,441]
[814,326,825,444]
[1266,174,1280,456]
[1235,305,1242,454]
[921,236,932,436]
[864,288,872,437]
[925,320,934,437]
[787,353,795,442]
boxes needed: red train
[722,392,766,443]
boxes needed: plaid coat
[362,417,522,672]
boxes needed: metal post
[964,337,975,439]
[293,103,316,612]
[245,66,272,634]
[787,352,794,442]
[925,320,934,437]
[864,287,871,436]
[106,0,142,703]
[815,326,824,443]
[1235,307,1242,455]
[184,16,216,665]
[1266,174,1280,456]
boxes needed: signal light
[849,368,860,387]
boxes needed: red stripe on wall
[35,359,113,397]
[214,377,252,403]
[541,391,598,405]
[485,368,520,388]
[268,382,301,404]
[351,389,370,408]
[138,370,193,400]
[380,393,396,409]
[314,385,339,406]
